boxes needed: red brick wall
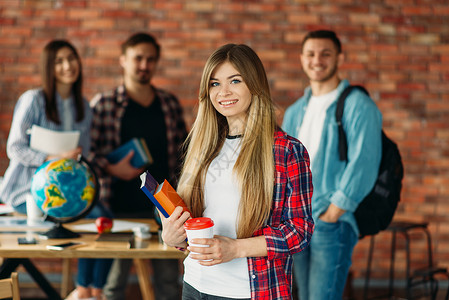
[1,0,448,283]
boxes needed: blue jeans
[77,258,113,289]
[77,203,114,289]
[293,219,358,300]
[182,282,251,300]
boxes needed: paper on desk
[0,216,53,228]
[71,220,149,233]
[0,203,14,215]
[29,125,80,155]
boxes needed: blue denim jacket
[282,79,382,236]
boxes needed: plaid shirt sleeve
[248,129,314,299]
[88,87,126,208]
[156,88,188,186]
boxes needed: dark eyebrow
[210,74,242,81]
[305,48,333,53]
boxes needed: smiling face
[54,47,80,87]
[120,42,159,85]
[300,38,343,84]
[209,62,252,133]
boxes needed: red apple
[95,217,113,234]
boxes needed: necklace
[226,134,243,139]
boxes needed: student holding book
[0,40,111,300]
[160,44,314,299]
[0,40,91,214]
[88,32,187,300]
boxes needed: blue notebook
[139,171,168,217]
[106,138,153,168]
[140,171,191,218]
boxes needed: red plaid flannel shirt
[248,129,314,299]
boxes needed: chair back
[0,272,20,300]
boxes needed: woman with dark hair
[0,40,111,300]
[160,44,314,299]
[0,39,90,213]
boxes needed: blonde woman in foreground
[160,44,314,299]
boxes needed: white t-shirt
[183,137,251,298]
[298,88,339,170]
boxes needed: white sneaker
[65,289,97,300]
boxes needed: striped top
[0,89,92,208]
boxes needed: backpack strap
[335,85,370,161]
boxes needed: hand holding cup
[183,217,214,261]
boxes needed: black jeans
[182,281,251,300]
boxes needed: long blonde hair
[178,44,275,238]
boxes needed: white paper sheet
[29,125,80,155]
[0,216,53,228]
[0,203,14,215]
[70,220,149,233]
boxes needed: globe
[31,157,98,238]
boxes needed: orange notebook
[153,179,191,218]
[140,171,191,218]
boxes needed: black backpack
[336,85,404,237]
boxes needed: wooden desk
[0,218,186,300]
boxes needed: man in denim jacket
[282,30,382,300]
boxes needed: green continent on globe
[49,159,74,173]
[42,184,67,209]
[81,176,95,207]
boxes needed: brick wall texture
[1,0,448,284]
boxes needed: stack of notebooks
[95,233,134,249]
[140,171,191,218]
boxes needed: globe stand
[41,222,80,239]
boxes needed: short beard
[137,78,150,84]
[320,64,338,83]
[134,74,150,85]
[307,63,338,83]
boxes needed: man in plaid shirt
[89,33,187,300]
